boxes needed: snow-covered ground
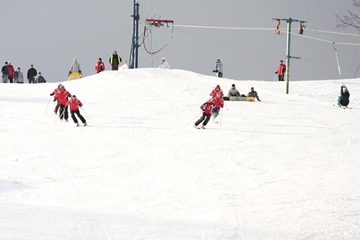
[1,69,360,240]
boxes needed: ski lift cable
[175,24,360,37]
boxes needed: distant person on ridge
[7,61,15,83]
[337,85,350,108]
[109,51,122,70]
[68,58,82,80]
[212,59,223,78]
[159,57,170,69]
[95,58,105,73]
[275,60,286,81]
[36,72,46,83]
[2,62,9,83]
[14,67,24,83]
[27,64,37,84]
[194,98,215,129]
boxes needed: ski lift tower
[129,0,140,69]
[272,17,307,94]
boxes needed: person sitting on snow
[337,85,350,107]
[228,84,241,100]
[247,87,261,101]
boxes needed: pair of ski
[333,104,351,109]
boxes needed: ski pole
[44,97,51,115]
[81,107,91,123]
[273,74,277,81]
[188,111,201,125]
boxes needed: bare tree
[336,0,360,31]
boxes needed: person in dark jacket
[337,85,350,107]
[109,51,122,70]
[1,62,9,83]
[27,64,37,84]
[247,87,261,101]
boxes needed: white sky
[1,69,360,239]
[1,0,360,82]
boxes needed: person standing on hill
[275,60,286,81]
[14,67,24,83]
[7,61,15,83]
[109,51,122,70]
[68,58,82,80]
[159,57,170,69]
[2,62,9,83]
[194,98,215,129]
[95,58,105,73]
[27,64,37,84]
[212,59,223,78]
[66,95,87,127]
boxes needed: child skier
[65,95,87,127]
[337,85,350,107]
[50,84,63,114]
[194,98,215,129]
[211,92,224,122]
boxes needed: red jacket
[7,64,14,77]
[210,85,224,99]
[66,98,83,111]
[277,63,286,76]
[212,96,224,108]
[50,86,61,96]
[54,89,72,105]
[95,61,105,73]
[201,101,214,114]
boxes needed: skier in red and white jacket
[65,95,87,126]
[211,92,224,121]
[210,85,224,99]
[95,58,105,74]
[275,60,286,81]
[194,98,215,129]
[50,84,63,114]
[54,85,72,121]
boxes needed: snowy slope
[0,69,360,240]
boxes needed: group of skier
[50,84,87,127]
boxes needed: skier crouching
[337,85,350,107]
[194,98,215,129]
[66,95,87,127]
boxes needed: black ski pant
[278,75,284,81]
[59,104,68,120]
[71,110,86,124]
[195,113,211,127]
[54,100,60,114]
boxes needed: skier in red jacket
[95,58,105,74]
[194,98,215,129]
[54,85,72,121]
[50,84,63,114]
[211,92,224,121]
[66,95,87,126]
[210,85,224,99]
[275,60,286,81]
